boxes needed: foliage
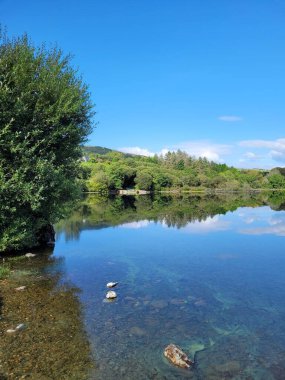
[135,170,153,190]
[81,147,285,192]
[0,32,94,252]
[267,174,285,189]
[87,172,109,194]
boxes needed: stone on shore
[164,344,193,369]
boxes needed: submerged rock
[194,299,206,307]
[170,298,187,305]
[6,329,16,334]
[129,326,146,337]
[15,323,26,331]
[106,282,118,288]
[151,300,168,309]
[106,291,117,299]
[15,286,26,291]
[164,344,193,369]
[6,324,26,333]
[124,296,135,302]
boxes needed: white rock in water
[106,291,117,299]
[106,282,118,288]
[25,253,36,258]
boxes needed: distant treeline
[81,147,285,193]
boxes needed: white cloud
[159,148,171,156]
[119,147,155,156]
[118,141,232,162]
[244,152,259,159]
[117,137,285,167]
[239,138,285,163]
[174,141,232,162]
[202,151,220,161]
[239,138,285,150]
[218,115,242,122]
[242,152,264,161]
[270,150,285,162]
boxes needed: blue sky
[1,0,285,168]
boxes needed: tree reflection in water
[55,192,285,241]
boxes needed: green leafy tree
[87,172,109,194]
[135,170,153,190]
[267,174,285,189]
[176,159,185,170]
[0,32,94,252]
[153,172,173,189]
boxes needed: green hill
[83,146,115,155]
[80,147,285,193]
[82,146,135,158]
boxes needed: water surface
[53,194,285,379]
[2,193,285,379]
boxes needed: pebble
[15,286,26,291]
[107,282,118,288]
[6,324,26,333]
[106,291,117,299]
[15,323,26,331]
[25,253,36,258]
[6,329,16,334]
[129,326,146,336]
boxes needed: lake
[2,193,285,379]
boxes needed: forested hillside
[81,148,285,193]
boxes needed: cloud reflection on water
[162,215,231,234]
[239,209,285,237]
[120,220,152,229]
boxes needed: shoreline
[84,188,285,196]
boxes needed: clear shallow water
[52,195,285,379]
